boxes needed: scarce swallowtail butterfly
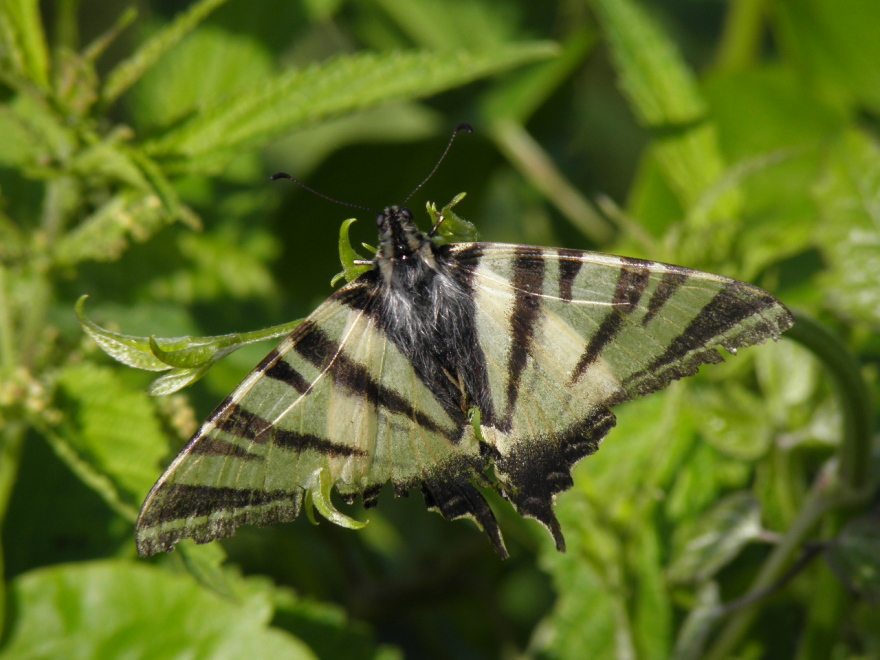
[135,125,794,559]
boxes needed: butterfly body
[135,202,793,560]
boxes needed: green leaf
[127,23,273,133]
[76,295,182,371]
[175,541,239,599]
[632,529,673,660]
[146,44,559,160]
[481,27,596,125]
[372,0,522,50]
[0,561,316,660]
[671,582,722,660]
[0,0,50,88]
[693,385,773,461]
[52,362,169,510]
[826,516,880,602]
[815,129,880,325]
[77,295,299,370]
[755,338,820,416]
[702,66,844,277]
[668,491,763,585]
[776,0,880,114]
[592,0,738,261]
[101,0,234,105]
[145,364,212,396]
[532,539,622,659]
[53,193,178,267]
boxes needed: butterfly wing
[136,241,792,558]
[135,276,499,557]
[448,243,793,550]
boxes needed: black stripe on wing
[624,281,787,397]
[201,403,368,458]
[642,267,690,327]
[294,319,452,439]
[570,257,651,383]
[136,484,303,556]
[557,248,584,302]
[501,248,546,431]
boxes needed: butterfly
[135,126,793,559]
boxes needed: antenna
[270,123,473,212]
[402,123,472,206]
[269,172,379,214]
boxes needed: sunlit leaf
[146,44,558,160]
[54,362,168,507]
[826,515,880,602]
[0,0,50,88]
[668,492,763,584]
[592,0,738,263]
[670,582,722,660]
[0,561,316,660]
[815,128,880,325]
[102,0,233,104]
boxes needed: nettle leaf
[671,581,722,660]
[0,561,316,660]
[128,23,273,133]
[592,0,738,263]
[815,128,880,325]
[693,385,773,461]
[101,0,234,105]
[0,0,50,89]
[667,491,763,584]
[826,515,880,602]
[372,0,522,50]
[536,521,672,660]
[53,362,168,510]
[702,68,842,279]
[53,192,181,267]
[776,0,880,113]
[145,44,558,161]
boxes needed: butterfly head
[375,205,437,283]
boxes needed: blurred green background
[2,0,879,658]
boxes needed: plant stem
[705,310,874,658]
[0,264,15,379]
[785,311,873,491]
[716,0,766,72]
[0,422,27,637]
[489,119,616,245]
[704,481,833,660]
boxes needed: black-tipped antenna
[269,172,379,214]
[272,123,472,212]
[402,123,473,206]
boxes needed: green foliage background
[1,0,879,658]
